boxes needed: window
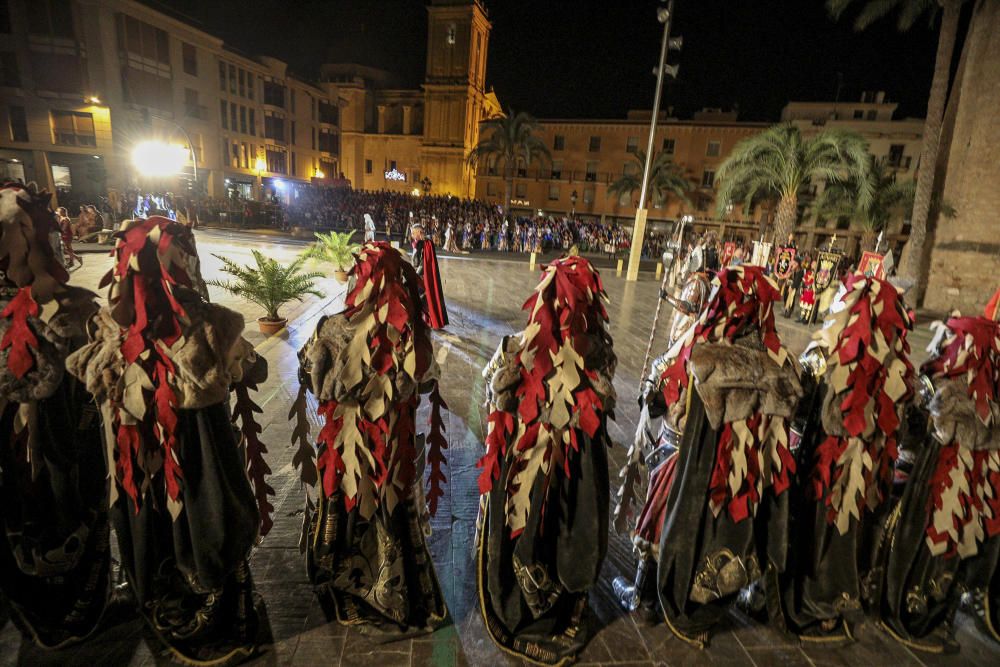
[263,81,285,107]
[0,0,10,33]
[238,69,245,97]
[888,144,905,167]
[218,61,226,91]
[588,136,601,152]
[866,109,877,121]
[265,147,286,174]
[220,100,227,129]
[290,90,295,113]
[241,142,248,168]
[28,0,74,39]
[8,106,27,142]
[182,42,197,76]
[365,159,372,175]
[662,138,675,154]
[585,161,598,182]
[853,109,864,120]
[184,88,200,118]
[623,161,639,176]
[247,73,254,100]
[706,140,721,157]
[117,15,168,64]
[1,52,19,87]
[516,183,527,198]
[626,136,638,153]
[486,181,498,196]
[231,142,240,168]
[230,104,237,133]
[311,98,317,121]
[550,159,562,179]
[389,160,397,172]
[291,151,296,176]
[701,170,715,188]
[249,108,255,135]
[228,65,236,94]
[240,106,247,134]
[290,120,296,144]
[836,215,851,230]
[318,101,338,125]
[51,110,95,146]
[583,187,594,205]
[318,129,337,153]
[264,115,284,142]
[553,134,565,151]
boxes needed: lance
[638,217,686,394]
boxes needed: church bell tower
[421,0,494,198]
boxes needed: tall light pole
[626,0,681,282]
[142,110,199,194]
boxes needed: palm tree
[827,0,967,297]
[715,124,872,244]
[608,150,693,209]
[815,157,916,252]
[466,110,550,213]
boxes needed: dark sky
[153,0,949,122]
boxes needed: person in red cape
[296,241,449,634]
[66,216,270,665]
[476,256,617,665]
[877,289,1000,652]
[410,223,449,329]
[615,266,802,647]
[0,182,109,649]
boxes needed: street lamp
[626,0,682,282]
[570,189,578,217]
[132,141,189,178]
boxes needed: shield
[774,246,797,280]
[751,241,772,267]
[815,251,841,292]
[721,241,736,267]
[858,251,885,279]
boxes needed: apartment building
[0,0,497,211]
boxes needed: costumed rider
[296,241,449,634]
[477,256,617,665]
[876,287,1000,652]
[66,216,271,665]
[410,223,449,330]
[0,182,110,648]
[779,272,914,641]
[614,266,802,647]
[612,232,717,612]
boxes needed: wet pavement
[2,228,996,666]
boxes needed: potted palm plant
[306,230,360,283]
[209,250,324,335]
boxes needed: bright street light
[132,141,189,178]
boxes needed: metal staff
[637,217,686,393]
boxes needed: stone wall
[924,0,1000,314]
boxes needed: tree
[815,157,916,251]
[608,150,693,209]
[715,124,873,244]
[827,0,967,299]
[467,110,550,214]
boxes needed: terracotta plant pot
[333,269,349,284]
[257,317,287,336]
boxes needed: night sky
[153,0,951,122]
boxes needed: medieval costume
[779,274,914,641]
[66,216,271,665]
[0,182,109,649]
[410,225,449,329]
[876,293,1000,652]
[798,264,816,323]
[477,256,616,665]
[616,266,802,647]
[783,260,805,318]
[297,242,448,635]
[612,246,715,612]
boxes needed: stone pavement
[1,229,996,667]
